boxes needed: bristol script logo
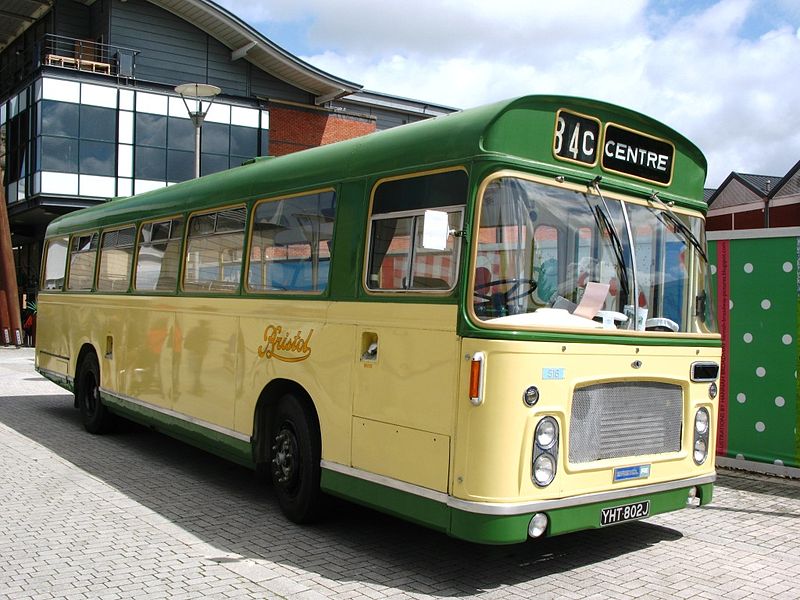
[258,325,313,362]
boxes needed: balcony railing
[41,34,139,79]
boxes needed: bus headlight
[532,416,559,487]
[535,417,557,449]
[693,408,710,465]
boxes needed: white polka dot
[755,421,766,432]
[729,300,734,310]
[756,367,766,377]
[744,263,753,273]
[743,333,753,343]
[761,299,771,310]
[736,453,745,460]
[737,393,746,403]
[783,262,793,273]
[775,396,785,407]
[775,459,784,466]
[711,265,717,275]
[783,334,793,345]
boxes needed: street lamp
[174,83,222,178]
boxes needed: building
[0,0,455,327]
[706,165,800,231]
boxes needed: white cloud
[217,0,800,187]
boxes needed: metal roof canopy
[149,0,362,104]
[0,0,54,54]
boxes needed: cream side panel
[453,339,721,503]
[173,301,239,429]
[328,302,459,491]
[35,294,71,376]
[237,299,355,466]
[118,296,176,410]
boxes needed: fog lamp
[523,386,540,407]
[533,453,556,486]
[528,513,548,538]
[693,439,708,465]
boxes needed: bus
[35,94,720,544]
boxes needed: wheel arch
[252,378,321,468]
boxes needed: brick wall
[268,104,377,157]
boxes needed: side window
[97,226,136,292]
[67,232,99,291]
[42,237,68,291]
[366,171,466,292]
[248,191,336,293]
[184,207,246,293]
[135,218,185,292]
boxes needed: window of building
[97,226,137,292]
[366,171,467,292]
[67,232,99,290]
[248,191,337,293]
[135,218,185,292]
[184,207,246,293]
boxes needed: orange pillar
[0,166,23,346]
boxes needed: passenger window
[42,237,68,291]
[367,171,466,292]
[97,226,136,292]
[184,207,246,293]
[67,232,99,291]
[135,218,184,292]
[248,191,336,293]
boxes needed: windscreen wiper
[585,179,631,304]
[649,192,708,263]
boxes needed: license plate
[600,500,650,526]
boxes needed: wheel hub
[271,428,298,487]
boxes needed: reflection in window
[167,117,194,151]
[40,101,79,137]
[184,208,246,293]
[167,149,194,183]
[366,171,467,292]
[41,137,79,172]
[80,106,116,142]
[248,192,337,293]
[201,122,229,154]
[67,232,99,290]
[201,153,228,176]
[80,140,115,176]
[135,218,184,291]
[136,113,167,147]
[42,237,69,290]
[135,146,166,180]
[230,125,257,157]
[98,226,136,292]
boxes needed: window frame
[40,236,69,292]
[363,167,468,296]
[97,224,137,293]
[181,205,248,295]
[66,230,100,292]
[244,188,338,296]
[132,215,187,294]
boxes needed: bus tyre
[269,394,322,523]
[76,354,112,434]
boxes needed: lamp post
[174,83,222,178]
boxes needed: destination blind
[602,124,674,185]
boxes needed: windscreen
[472,176,717,334]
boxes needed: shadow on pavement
[0,393,683,596]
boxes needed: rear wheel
[269,394,323,523]
[76,353,112,434]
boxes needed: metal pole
[193,114,202,179]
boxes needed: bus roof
[45,94,707,237]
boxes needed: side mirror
[422,210,450,250]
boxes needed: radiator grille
[569,381,683,463]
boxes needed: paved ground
[1,347,800,599]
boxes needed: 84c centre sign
[553,109,675,186]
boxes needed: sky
[214,0,800,189]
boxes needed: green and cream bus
[36,95,720,544]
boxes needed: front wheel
[76,353,112,434]
[269,394,323,523]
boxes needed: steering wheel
[474,277,538,303]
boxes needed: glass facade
[1,76,270,203]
